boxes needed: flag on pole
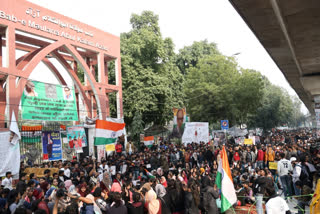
[144,169,155,178]
[215,146,237,213]
[144,136,154,147]
[94,120,125,151]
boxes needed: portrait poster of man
[63,86,73,100]
[172,108,187,138]
[42,131,62,161]
[24,80,38,97]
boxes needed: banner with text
[21,80,78,121]
[42,131,62,161]
[0,132,20,177]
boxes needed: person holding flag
[215,146,237,213]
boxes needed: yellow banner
[268,162,278,170]
[244,139,253,145]
[310,179,320,214]
[24,168,59,179]
[105,144,115,151]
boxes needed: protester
[2,172,13,190]
[265,183,291,214]
[277,152,293,199]
[0,128,319,214]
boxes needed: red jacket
[233,152,240,161]
[257,150,264,161]
[115,144,123,153]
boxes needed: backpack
[299,165,312,187]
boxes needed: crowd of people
[0,128,319,214]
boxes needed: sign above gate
[0,0,120,55]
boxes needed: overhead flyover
[229,0,320,115]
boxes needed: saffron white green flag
[94,120,125,151]
[144,136,154,147]
[215,146,237,213]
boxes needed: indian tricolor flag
[215,146,237,213]
[94,120,125,151]
[144,136,154,147]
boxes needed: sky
[27,0,308,113]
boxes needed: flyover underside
[229,0,320,115]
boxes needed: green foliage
[130,111,144,142]
[176,40,220,75]
[247,78,301,130]
[233,69,264,126]
[287,96,307,128]
[76,66,85,84]
[184,55,264,126]
[117,10,306,134]
[121,11,184,128]
[107,61,116,85]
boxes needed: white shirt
[277,159,293,177]
[266,196,289,214]
[292,163,301,183]
[2,177,13,190]
[59,176,64,182]
[64,168,71,178]
[176,152,180,160]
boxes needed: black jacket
[202,186,219,214]
[16,180,27,193]
[253,176,273,195]
[167,189,184,213]
[126,201,144,214]
[205,150,213,162]
[184,192,199,214]
[160,194,172,214]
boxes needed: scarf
[146,190,160,214]
[64,180,72,191]
[102,172,110,189]
[160,177,167,188]
[155,184,166,198]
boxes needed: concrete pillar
[0,79,6,128]
[0,35,2,67]
[98,53,105,84]
[6,26,19,124]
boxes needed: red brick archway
[0,0,123,128]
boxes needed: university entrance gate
[0,0,123,169]
[0,0,123,130]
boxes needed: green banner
[21,80,78,121]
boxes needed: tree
[233,69,264,127]
[247,78,298,131]
[176,40,220,75]
[184,55,240,125]
[288,96,307,128]
[121,11,184,128]
[129,111,144,142]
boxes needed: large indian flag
[215,146,237,213]
[144,136,154,147]
[94,120,125,151]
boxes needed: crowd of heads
[0,128,319,214]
